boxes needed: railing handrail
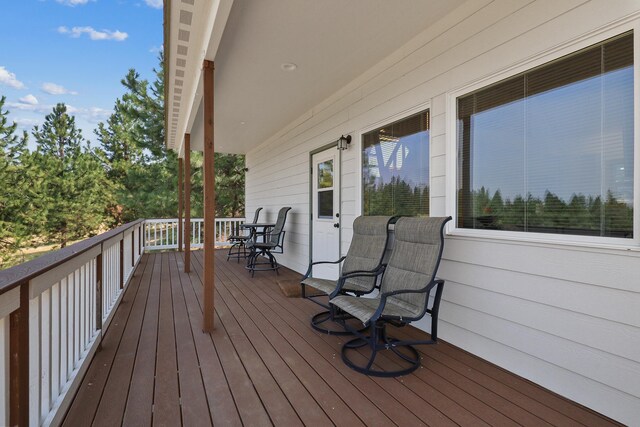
[0,219,144,295]
[145,217,245,222]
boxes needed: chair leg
[310,306,366,336]
[227,240,248,262]
[341,320,434,377]
[244,248,280,276]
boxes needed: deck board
[168,252,212,426]
[152,253,182,425]
[63,250,622,426]
[122,252,162,426]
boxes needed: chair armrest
[329,265,386,299]
[370,279,445,322]
[380,278,444,298]
[301,256,347,280]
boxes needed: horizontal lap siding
[245,0,640,423]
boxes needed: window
[362,110,430,216]
[457,32,634,239]
[317,160,334,219]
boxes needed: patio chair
[330,216,451,377]
[300,215,394,335]
[246,207,292,276]
[227,207,263,262]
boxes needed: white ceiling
[169,0,465,154]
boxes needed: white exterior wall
[245,0,640,423]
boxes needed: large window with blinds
[457,32,634,239]
[362,110,430,216]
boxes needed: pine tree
[32,103,108,247]
[97,54,246,223]
[0,96,30,266]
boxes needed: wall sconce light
[337,134,351,151]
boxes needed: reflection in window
[318,160,333,189]
[457,32,634,238]
[362,110,430,216]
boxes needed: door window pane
[362,110,430,216]
[318,160,333,189]
[318,190,333,219]
[457,32,633,238]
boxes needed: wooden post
[178,158,184,252]
[131,231,135,267]
[184,134,191,273]
[203,59,215,332]
[9,283,29,426]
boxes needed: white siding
[245,0,640,423]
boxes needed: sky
[0,0,163,150]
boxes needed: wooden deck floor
[63,250,618,426]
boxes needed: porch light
[337,134,351,150]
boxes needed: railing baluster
[40,288,50,421]
[51,282,60,403]
[60,278,67,386]
[29,291,40,425]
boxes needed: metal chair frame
[227,207,262,262]
[246,207,291,277]
[301,215,394,335]
[332,216,451,377]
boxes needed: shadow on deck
[62,250,618,426]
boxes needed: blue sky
[0,0,163,150]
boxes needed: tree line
[362,176,632,238]
[0,55,245,269]
[460,186,633,238]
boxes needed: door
[311,148,340,279]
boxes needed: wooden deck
[62,250,618,426]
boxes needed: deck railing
[0,217,243,426]
[144,217,245,250]
[0,220,144,427]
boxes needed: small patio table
[240,222,276,245]
[240,222,276,269]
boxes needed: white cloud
[86,107,111,123]
[0,66,25,89]
[41,82,78,95]
[14,118,40,128]
[56,0,92,5]
[51,104,109,122]
[144,0,162,9]
[149,45,163,54]
[57,26,128,42]
[18,94,39,105]
[7,101,51,113]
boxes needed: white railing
[143,218,245,250]
[0,220,144,426]
[0,217,245,425]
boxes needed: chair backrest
[251,207,263,224]
[379,216,451,319]
[268,207,292,246]
[341,216,393,291]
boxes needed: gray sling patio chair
[228,207,263,261]
[300,215,394,335]
[227,207,263,262]
[330,216,451,377]
[246,207,292,277]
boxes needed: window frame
[356,102,432,218]
[446,22,640,250]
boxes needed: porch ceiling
[165,0,466,155]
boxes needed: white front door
[311,148,340,279]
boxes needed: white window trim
[355,101,431,218]
[445,18,640,251]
